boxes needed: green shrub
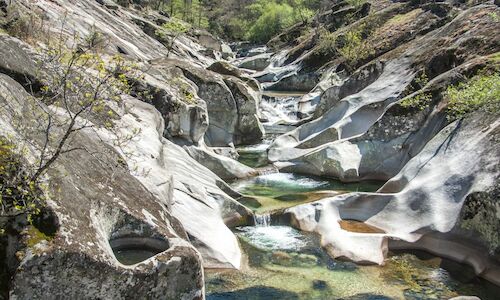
[317,28,337,55]
[162,18,191,34]
[246,0,313,43]
[337,28,373,66]
[155,18,191,54]
[316,19,377,67]
[0,137,45,224]
[400,93,432,110]
[446,72,500,120]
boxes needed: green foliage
[446,72,500,120]
[246,0,313,43]
[489,52,500,63]
[400,93,432,110]
[155,18,191,54]
[337,28,373,66]
[25,225,53,248]
[160,18,191,35]
[317,25,374,67]
[1,30,141,225]
[414,72,429,87]
[0,137,45,224]
[172,78,197,105]
[399,71,431,109]
[146,0,323,42]
[317,28,337,55]
[488,11,500,22]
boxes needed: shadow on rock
[207,286,299,300]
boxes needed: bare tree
[0,28,141,221]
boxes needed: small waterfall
[268,49,289,68]
[256,166,279,176]
[254,213,271,227]
[260,93,302,126]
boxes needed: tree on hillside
[142,0,325,42]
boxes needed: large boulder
[134,64,209,145]
[269,57,416,163]
[0,74,205,299]
[285,110,500,284]
[98,96,253,269]
[183,145,256,180]
[269,4,500,180]
[22,0,169,60]
[0,35,43,90]
[279,53,497,181]
[150,58,263,147]
[223,76,264,145]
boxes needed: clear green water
[209,146,500,299]
[238,150,269,168]
[231,172,382,214]
[206,226,499,300]
[236,141,272,168]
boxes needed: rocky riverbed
[0,0,498,299]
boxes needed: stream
[204,91,499,300]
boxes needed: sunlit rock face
[1,0,499,297]
[145,58,264,147]
[268,4,500,183]
[97,96,252,269]
[286,111,500,283]
[0,0,258,296]
[0,74,204,300]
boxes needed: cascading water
[260,93,300,125]
[208,35,500,300]
[253,213,271,227]
[259,91,305,135]
[236,91,305,168]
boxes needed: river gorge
[0,0,498,299]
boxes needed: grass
[488,52,500,63]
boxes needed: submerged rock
[312,280,328,291]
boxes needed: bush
[446,72,500,120]
[317,28,337,55]
[316,25,374,67]
[337,28,373,66]
[0,137,45,225]
[246,0,313,43]
[155,18,191,54]
[345,0,366,8]
[400,93,432,110]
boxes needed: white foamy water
[237,226,308,251]
[254,214,271,226]
[237,139,272,152]
[255,173,328,188]
[231,172,330,192]
[260,95,300,125]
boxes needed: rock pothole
[109,236,170,265]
